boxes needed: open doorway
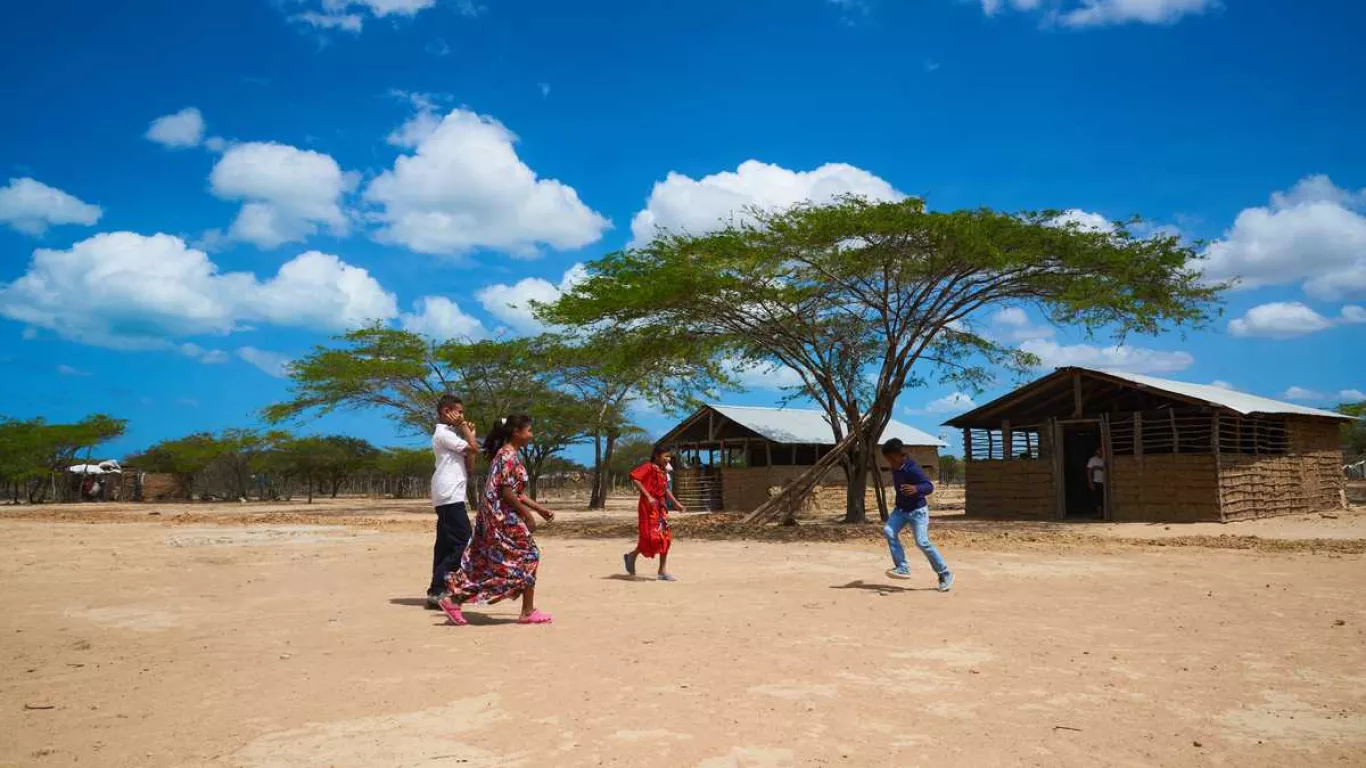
[1060,424,1104,519]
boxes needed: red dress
[446,445,539,604]
[630,461,671,558]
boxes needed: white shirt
[1087,456,1105,484]
[431,424,471,506]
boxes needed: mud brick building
[945,368,1350,523]
[659,404,944,515]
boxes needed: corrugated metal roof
[710,404,946,447]
[1092,370,1352,419]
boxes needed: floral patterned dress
[446,444,539,604]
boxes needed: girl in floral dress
[439,414,558,626]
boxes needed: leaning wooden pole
[742,419,874,525]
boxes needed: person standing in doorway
[625,446,686,581]
[426,395,477,610]
[1087,445,1106,517]
[881,439,953,592]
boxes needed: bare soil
[2,498,1365,767]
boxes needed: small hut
[944,367,1350,522]
[659,404,945,514]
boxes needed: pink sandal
[437,598,468,626]
[517,609,553,625]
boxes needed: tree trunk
[593,433,619,510]
[588,434,606,510]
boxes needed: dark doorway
[1061,424,1103,519]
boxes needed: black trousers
[429,502,471,596]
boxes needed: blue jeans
[883,506,949,575]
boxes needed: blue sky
[1,0,1362,460]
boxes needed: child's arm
[631,478,656,505]
[899,462,935,498]
[665,488,686,513]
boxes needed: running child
[880,438,953,592]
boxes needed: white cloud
[1200,175,1366,301]
[1227,302,1335,339]
[145,107,205,149]
[0,232,397,350]
[1283,386,1325,402]
[980,0,1043,15]
[401,296,486,340]
[0,177,102,236]
[1049,208,1114,233]
[210,141,354,249]
[630,160,903,248]
[57,364,91,377]
[179,343,229,365]
[1339,389,1366,403]
[238,347,293,378]
[906,392,977,416]
[723,358,806,391]
[991,307,1055,342]
[366,107,609,257]
[1341,305,1366,324]
[290,0,436,32]
[1210,380,1234,390]
[1058,0,1219,28]
[475,264,586,334]
[1020,339,1194,375]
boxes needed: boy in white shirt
[1086,445,1106,517]
[426,395,477,609]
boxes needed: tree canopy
[541,196,1222,521]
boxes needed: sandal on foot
[437,598,468,626]
[624,553,636,576]
[518,609,553,625]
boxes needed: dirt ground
[3,498,1365,767]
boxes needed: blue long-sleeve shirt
[891,457,934,511]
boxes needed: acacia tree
[530,332,731,509]
[1341,401,1365,462]
[128,432,223,500]
[0,415,127,503]
[541,196,1220,522]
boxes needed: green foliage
[608,434,656,477]
[0,414,127,502]
[541,195,1221,521]
[938,454,963,484]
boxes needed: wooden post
[1134,412,1143,459]
[1072,371,1084,417]
[1100,413,1113,521]
[1051,419,1066,519]
[1002,420,1013,461]
[963,429,973,462]
[1169,410,1179,454]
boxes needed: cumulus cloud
[1227,302,1335,339]
[0,232,397,350]
[1283,386,1325,402]
[145,107,205,149]
[366,107,609,257]
[474,264,587,334]
[1020,339,1194,375]
[1210,380,1234,390]
[0,177,102,236]
[210,141,355,249]
[290,0,436,32]
[1048,208,1114,233]
[722,358,807,391]
[991,307,1055,342]
[179,343,230,365]
[1341,305,1366,324]
[1340,389,1366,402]
[238,347,293,378]
[906,392,978,416]
[1200,175,1366,301]
[401,296,487,340]
[629,160,903,247]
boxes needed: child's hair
[651,445,671,460]
[483,414,532,459]
[435,394,463,419]
[880,438,905,456]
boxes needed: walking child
[880,438,954,592]
[438,414,559,626]
[624,446,686,581]
[425,395,476,609]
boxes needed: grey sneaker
[888,565,912,579]
[937,572,955,592]
[424,592,445,610]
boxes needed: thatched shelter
[944,368,1350,522]
[659,404,945,514]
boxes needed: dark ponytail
[483,414,532,459]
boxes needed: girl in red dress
[624,446,686,580]
[439,414,559,625]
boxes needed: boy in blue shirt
[880,438,954,592]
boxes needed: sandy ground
[3,501,1366,767]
